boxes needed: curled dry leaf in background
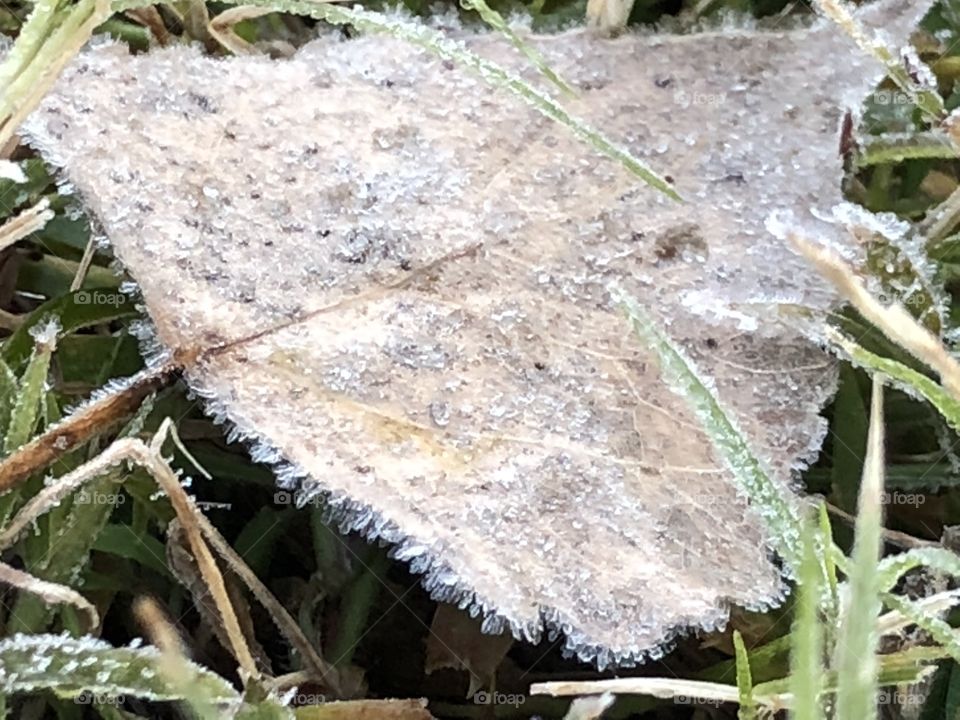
[424,603,513,696]
[292,698,434,720]
[23,0,934,667]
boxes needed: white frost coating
[27,317,60,349]
[21,0,936,667]
[679,290,760,331]
[901,43,938,91]
[57,362,163,420]
[766,209,858,260]
[828,202,911,242]
[0,160,26,183]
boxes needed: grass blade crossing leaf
[617,290,803,570]
[459,0,574,96]
[814,0,945,121]
[796,236,960,399]
[170,0,681,200]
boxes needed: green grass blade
[3,321,57,456]
[830,330,960,433]
[0,358,18,442]
[817,502,842,616]
[733,631,756,720]
[697,635,791,685]
[833,376,885,720]
[790,517,826,720]
[0,0,62,100]
[878,548,960,592]
[616,290,803,570]
[858,131,958,167]
[7,467,126,634]
[831,365,868,514]
[882,593,960,663]
[755,646,941,697]
[944,662,960,720]
[460,0,574,96]
[0,0,109,149]
[329,549,389,668]
[91,524,172,579]
[2,288,138,371]
[234,507,291,578]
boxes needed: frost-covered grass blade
[813,0,945,121]
[827,327,960,432]
[789,517,826,720]
[0,634,239,703]
[0,0,110,149]
[832,376,885,720]
[460,0,574,97]
[2,320,57,456]
[881,594,960,664]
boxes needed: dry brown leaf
[23,1,933,667]
[124,6,172,46]
[293,698,433,720]
[424,603,513,696]
[207,6,273,55]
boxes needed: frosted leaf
[23,0,934,667]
